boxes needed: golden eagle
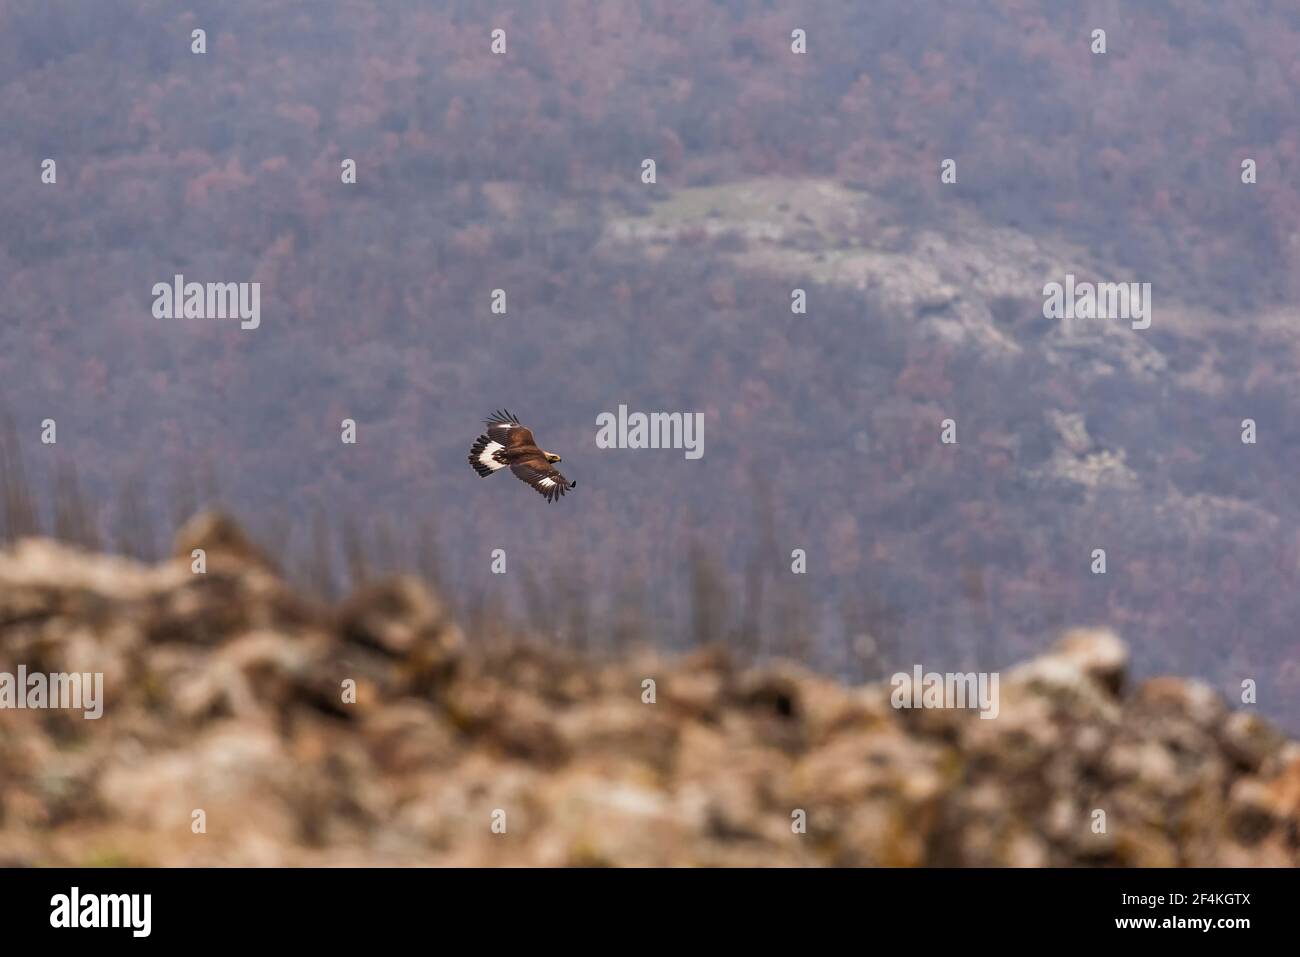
[468,410,576,503]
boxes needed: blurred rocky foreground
[0,515,1297,867]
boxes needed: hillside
[2,0,1299,731]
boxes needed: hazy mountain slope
[1,1,1298,726]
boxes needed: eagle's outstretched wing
[509,457,576,503]
[484,409,536,450]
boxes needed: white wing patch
[539,477,555,488]
[478,441,507,471]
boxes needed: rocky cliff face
[1,518,1296,867]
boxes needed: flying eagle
[468,410,576,503]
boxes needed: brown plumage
[467,409,576,503]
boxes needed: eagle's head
[544,452,562,463]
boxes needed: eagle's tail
[468,434,509,477]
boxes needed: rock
[1054,627,1128,695]
[2,530,1299,866]
[336,576,461,675]
[173,510,278,574]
